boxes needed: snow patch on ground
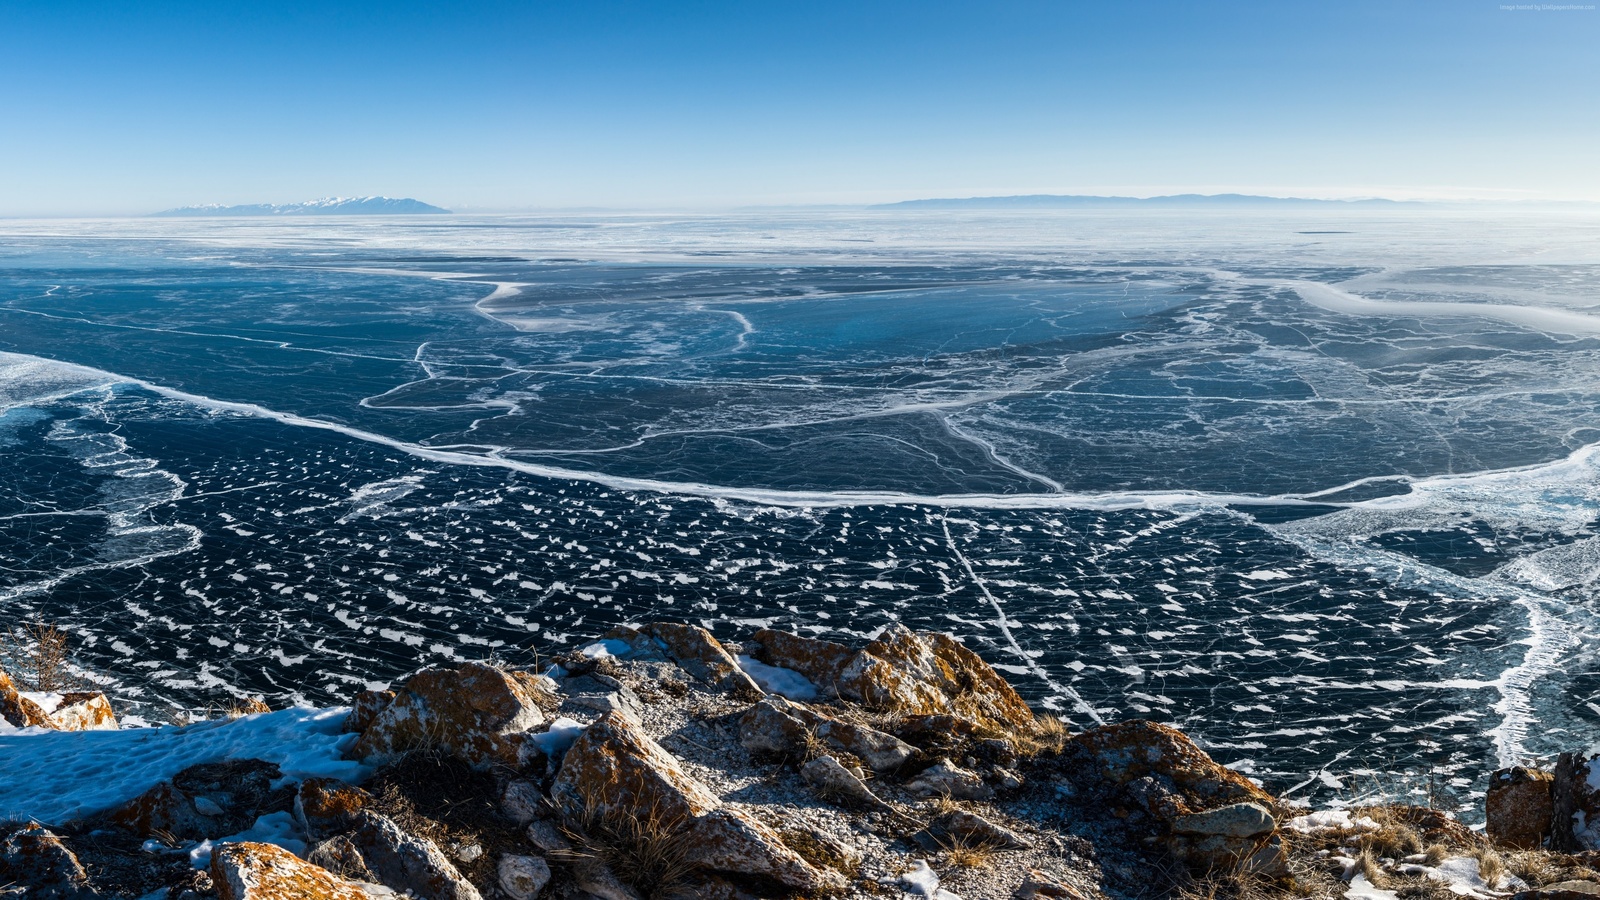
[189,811,306,869]
[1287,809,1381,833]
[0,707,366,824]
[529,716,587,756]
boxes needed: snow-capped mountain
[152,197,449,216]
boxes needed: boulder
[597,624,671,662]
[1166,802,1281,875]
[0,824,90,899]
[1171,802,1276,839]
[294,778,371,839]
[346,810,482,900]
[109,759,283,841]
[918,810,1032,851]
[1489,766,1555,850]
[43,692,118,731]
[749,629,858,698]
[800,755,894,812]
[645,622,762,695]
[307,834,375,882]
[905,760,994,801]
[738,695,916,773]
[1065,719,1274,813]
[497,854,552,900]
[501,779,546,825]
[552,711,843,892]
[570,861,644,900]
[211,841,370,900]
[350,662,547,769]
[559,672,643,720]
[343,689,395,734]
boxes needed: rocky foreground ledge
[2,623,1600,900]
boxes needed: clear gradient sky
[2,1,1596,215]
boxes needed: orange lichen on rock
[211,841,372,900]
[350,662,546,768]
[1488,766,1556,850]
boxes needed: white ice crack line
[941,515,1104,725]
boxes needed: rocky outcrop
[8,624,1563,900]
[552,710,844,891]
[1489,766,1556,850]
[210,841,370,900]
[750,625,1036,732]
[349,661,548,768]
[644,622,762,696]
[1066,719,1274,813]
[0,666,116,731]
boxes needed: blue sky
[2,0,1596,214]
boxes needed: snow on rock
[578,638,635,660]
[736,655,819,701]
[0,706,364,825]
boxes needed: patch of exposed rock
[6,623,1596,900]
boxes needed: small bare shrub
[2,621,77,691]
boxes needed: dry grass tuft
[1423,843,1449,867]
[1172,868,1282,900]
[940,838,997,870]
[558,780,698,899]
[1355,807,1424,859]
[1008,714,1071,758]
[1471,846,1504,888]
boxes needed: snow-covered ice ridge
[4,209,1600,819]
[152,196,449,216]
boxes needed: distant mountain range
[152,197,450,216]
[874,193,1414,209]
